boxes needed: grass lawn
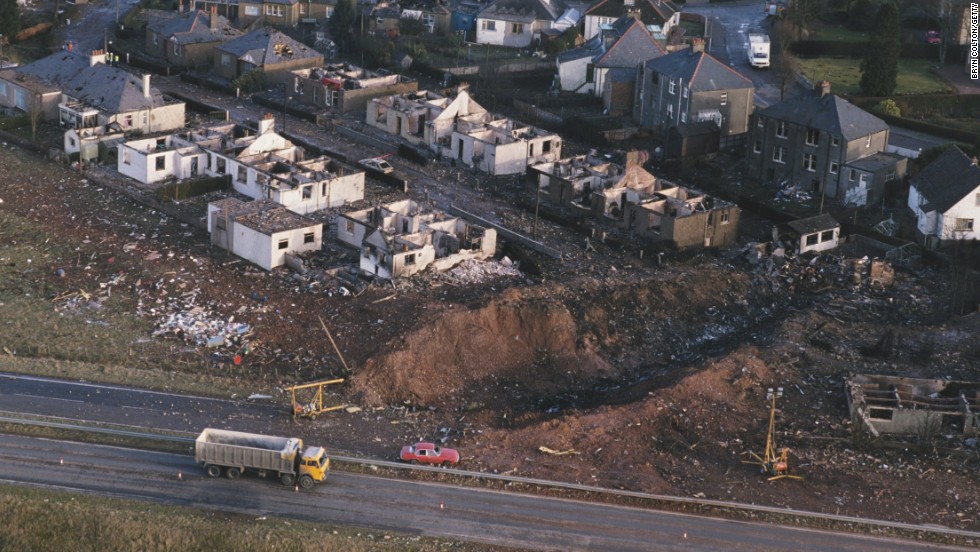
[796,57,951,95]
[807,25,868,42]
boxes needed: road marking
[1,373,237,403]
[14,394,84,404]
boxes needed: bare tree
[28,91,43,141]
[772,19,800,100]
[915,0,969,65]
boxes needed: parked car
[926,31,941,44]
[359,157,394,174]
[400,442,460,466]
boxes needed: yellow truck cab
[300,446,330,483]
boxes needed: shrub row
[790,40,966,60]
[849,94,980,119]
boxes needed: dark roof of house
[642,46,752,92]
[62,64,169,112]
[909,146,980,214]
[478,0,566,23]
[14,51,92,87]
[585,0,678,25]
[556,34,604,62]
[757,88,888,141]
[606,66,636,82]
[787,213,839,235]
[594,15,665,67]
[148,10,242,45]
[216,28,321,65]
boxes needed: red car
[926,31,941,44]
[400,442,460,466]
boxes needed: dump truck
[747,33,771,68]
[194,428,329,489]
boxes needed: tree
[772,19,799,100]
[0,0,20,40]
[914,0,969,65]
[28,91,43,140]
[873,99,902,117]
[328,0,355,54]
[859,1,899,97]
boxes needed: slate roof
[606,66,636,82]
[216,28,320,65]
[14,51,92,87]
[555,34,604,62]
[757,88,888,142]
[642,47,752,92]
[62,64,169,112]
[148,10,242,45]
[909,146,980,214]
[478,0,566,23]
[585,0,678,25]
[594,16,664,68]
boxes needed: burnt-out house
[292,63,417,113]
[336,199,497,279]
[847,374,980,437]
[532,151,740,249]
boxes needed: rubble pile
[440,258,523,285]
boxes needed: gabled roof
[478,0,566,23]
[585,0,678,25]
[148,10,242,45]
[642,47,752,92]
[757,89,888,141]
[13,51,91,87]
[594,16,665,68]
[910,146,980,214]
[62,64,168,112]
[216,28,321,65]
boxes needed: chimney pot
[691,38,705,53]
[816,80,831,97]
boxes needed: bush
[0,115,29,130]
[873,99,901,117]
[231,68,266,94]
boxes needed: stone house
[907,146,980,248]
[583,0,679,41]
[214,28,323,84]
[145,8,241,69]
[475,0,581,48]
[745,81,907,207]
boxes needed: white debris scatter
[142,287,250,348]
[441,258,522,285]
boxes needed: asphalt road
[0,433,971,552]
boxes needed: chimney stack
[691,38,705,54]
[90,49,107,66]
[816,80,831,97]
[143,74,151,98]
[258,113,276,134]
[972,156,978,167]
[211,6,218,30]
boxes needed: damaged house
[118,114,364,213]
[847,374,980,438]
[336,199,497,279]
[531,151,739,249]
[208,197,322,270]
[366,89,489,150]
[292,63,418,113]
[447,116,561,176]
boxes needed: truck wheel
[226,467,241,480]
[280,473,295,486]
[206,465,222,478]
[299,475,314,489]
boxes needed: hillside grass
[0,484,505,552]
[796,58,951,95]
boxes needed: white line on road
[14,394,84,404]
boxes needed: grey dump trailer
[194,428,329,489]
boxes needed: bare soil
[1,131,979,544]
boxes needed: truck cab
[299,446,330,483]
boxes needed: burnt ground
[1,128,979,542]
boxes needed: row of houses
[366,88,562,175]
